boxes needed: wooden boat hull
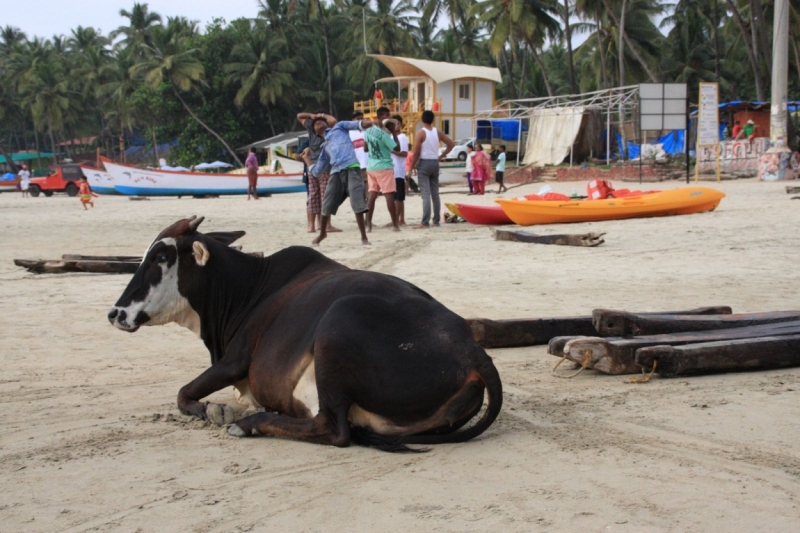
[455,203,513,225]
[495,187,725,226]
[105,162,305,196]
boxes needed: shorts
[80,195,92,203]
[495,171,504,183]
[322,167,368,217]
[367,169,396,194]
[394,178,406,201]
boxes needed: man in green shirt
[365,106,402,232]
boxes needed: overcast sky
[4,0,264,40]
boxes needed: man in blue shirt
[309,113,374,246]
[495,144,507,193]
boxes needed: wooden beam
[491,227,605,247]
[560,320,800,375]
[786,186,800,194]
[591,309,799,337]
[635,334,800,378]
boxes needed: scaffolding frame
[472,85,641,166]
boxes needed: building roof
[0,151,57,164]
[237,131,307,152]
[369,55,502,84]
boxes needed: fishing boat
[104,161,305,196]
[495,187,726,226]
[79,165,117,195]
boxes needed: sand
[1,178,799,532]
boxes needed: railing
[354,98,443,115]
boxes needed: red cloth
[471,152,490,181]
[473,179,485,194]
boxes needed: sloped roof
[369,55,502,84]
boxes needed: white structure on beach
[356,55,502,140]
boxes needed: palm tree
[225,20,294,136]
[598,0,662,83]
[417,0,469,61]
[132,19,242,164]
[366,0,417,56]
[113,2,162,55]
[559,0,578,93]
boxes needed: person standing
[78,175,98,209]
[297,111,340,234]
[245,147,259,200]
[18,164,30,198]
[731,120,743,140]
[495,144,508,193]
[470,144,490,195]
[411,110,454,229]
[365,107,401,232]
[391,114,409,225]
[349,110,369,188]
[309,113,374,246]
[373,85,384,109]
[465,144,475,195]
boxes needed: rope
[552,350,593,379]
[629,360,658,384]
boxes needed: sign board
[639,83,688,131]
[696,82,720,146]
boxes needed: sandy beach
[1,177,799,532]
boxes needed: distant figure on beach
[743,119,756,141]
[392,115,410,225]
[731,121,742,140]
[78,176,98,209]
[297,111,340,234]
[308,112,374,246]
[495,145,508,193]
[470,144,490,195]
[365,107,402,232]
[373,85,383,108]
[410,110,454,229]
[18,164,30,198]
[465,144,474,195]
[349,110,369,189]
[245,147,259,200]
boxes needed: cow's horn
[188,216,205,232]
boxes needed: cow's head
[107,216,244,333]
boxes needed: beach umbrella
[209,161,233,168]
[194,162,213,170]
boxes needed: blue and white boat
[79,165,118,195]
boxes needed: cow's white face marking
[112,238,199,334]
[292,361,319,417]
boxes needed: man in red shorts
[365,106,402,232]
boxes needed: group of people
[297,108,459,246]
[464,144,507,195]
[729,119,758,141]
[14,163,97,209]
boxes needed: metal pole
[639,130,643,184]
[759,0,791,180]
[569,109,574,167]
[686,93,690,184]
[516,117,522,166]
[606,104,611,165]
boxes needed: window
[442,119,451,135]
[458,83,471,100]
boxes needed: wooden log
[13,259,139,274]
[560,320,800,375]
[786,186,800,194]
[591,309,799,337]
[547,336,578,356]
[592,306,731,336]
[635,334,800,378]
[469,306,735,349]
[491,227,605,247]
[467,317,598,349]
[62,254,140,262]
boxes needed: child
[78,176,98,209]
[495,144,507,193]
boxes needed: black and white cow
[108,216,503,450]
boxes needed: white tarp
[522,107,585,166]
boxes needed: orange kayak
[495,187,725,226]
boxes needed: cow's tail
[402,359,503,447]
[351,359,503,452]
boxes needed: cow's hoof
[206,403,235,426]
[227,424,247,437]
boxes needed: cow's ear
[204,231,245,246]
[192,241,211,266]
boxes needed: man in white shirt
[18,164,31,198]
[349,110,369,188]
[391,115,409,225]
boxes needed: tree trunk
[618,0,626,87]
[792,31,800,88]
[713,0,721,86]
[319,10,335,116]
[596,14,608,89]
[724,0,764,100]
[266,101,276,137]
[49,128,58,164]
[751,0,771,66]
[172,87,244,166]
[0,141,18,173]
[151,126,159,166]
[529,45,553,97]
[501,47,517,99]
[601,0,659,83]
[518,47,527,97]
[563,0,577,93]
[450,12,466,62]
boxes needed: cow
[108,216,502,451]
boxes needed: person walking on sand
[245,147,259,200]
[391,114,410,225]
[365,107,402,232]
[297,111,341,234]
[78,176,98,209]
[410,110,454,229]
[470,144,491,195]
[310,113,374,246]
[465,144,475,195]
[349,110,369,188]
[495,144,508,193]
[18,164,30,198]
